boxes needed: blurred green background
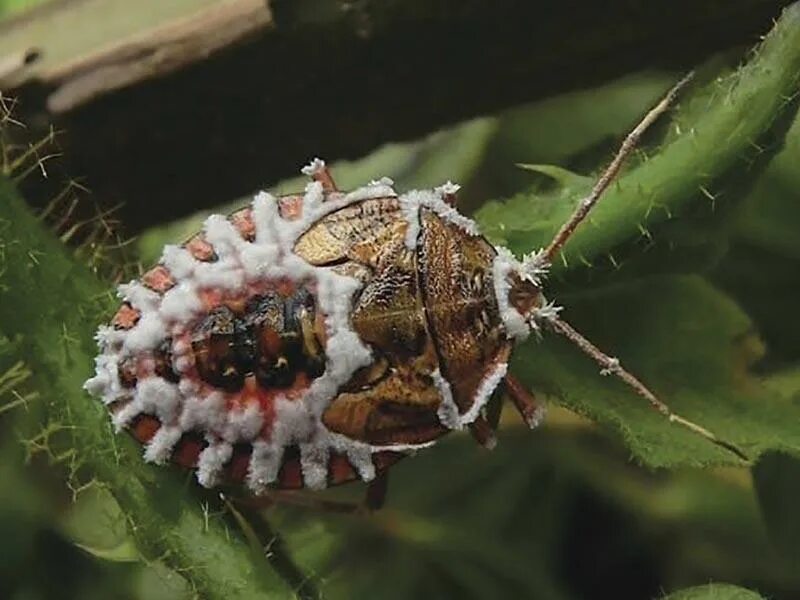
[2,1,800,599]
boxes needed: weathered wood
[39,1,272,111]
[1,0,794,232]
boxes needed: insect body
[85,168,539,492]
[85,75,740,503]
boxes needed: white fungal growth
[117,281,160,312]
[328,432,376,482]
[159,283,203,323]
[143,426,183,465]
[400,196,422,249]
[341,180,397,203]
[398,186,479,250]
[433,369,462,430]
[532,300,563,324]
[220,402,264,443]
[600,356,621,376]
[112,400,142,431]
[436,181,461,196]
[301,157,326,177]
[246,440,283,494]
[521,248,549,285]
[301,180,326,214]
[135,378,181,424]
[122,316,163,354]
[433,363,510,431]
[459,361,509,426]
[197,440,233,488]
[85,346,126,404]
[492,246,531,341]
[492,247,532,342]
[178,392,227,433]
[299,442,330,491]
[85,162,518,493]
[491,244,560,339]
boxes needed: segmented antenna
[532,72,748,459]
[544,314,748,460]
[541,72,695,264]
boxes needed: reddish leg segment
[504,374,546,429]
[466,377,545,449]
[364,470,389,511]
[314,167,338,193]
[469,415,498,450]
[302,158,338,193]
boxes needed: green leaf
[0,0,48,19]
[710,112,800,367]
[475,2,800,270]
[62,484,139,563]
[276,424,790,600]
[516,163,593,190]
[74,539,140,563]
[711,243,800,368]
[279,431,580,600]
[512,275,800,467]
[472,73,675,201]
[733,112,800,260]
[662,583,764,600]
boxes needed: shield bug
[84,73,743,510]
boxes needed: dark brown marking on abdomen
[190,288,326,393]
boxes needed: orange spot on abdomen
[112,303,140,330]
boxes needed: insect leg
[301,157,338,192]
[469,415,498,450]
[364,470,390,511]
[504,374,546,429]
[541,72,694,264]
[546,315,748,460]
[441,187,458,207]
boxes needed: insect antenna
[530,73,746,459]
[545,315,748,460]
[540,71,695,265]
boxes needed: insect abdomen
[190,289,325,393]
